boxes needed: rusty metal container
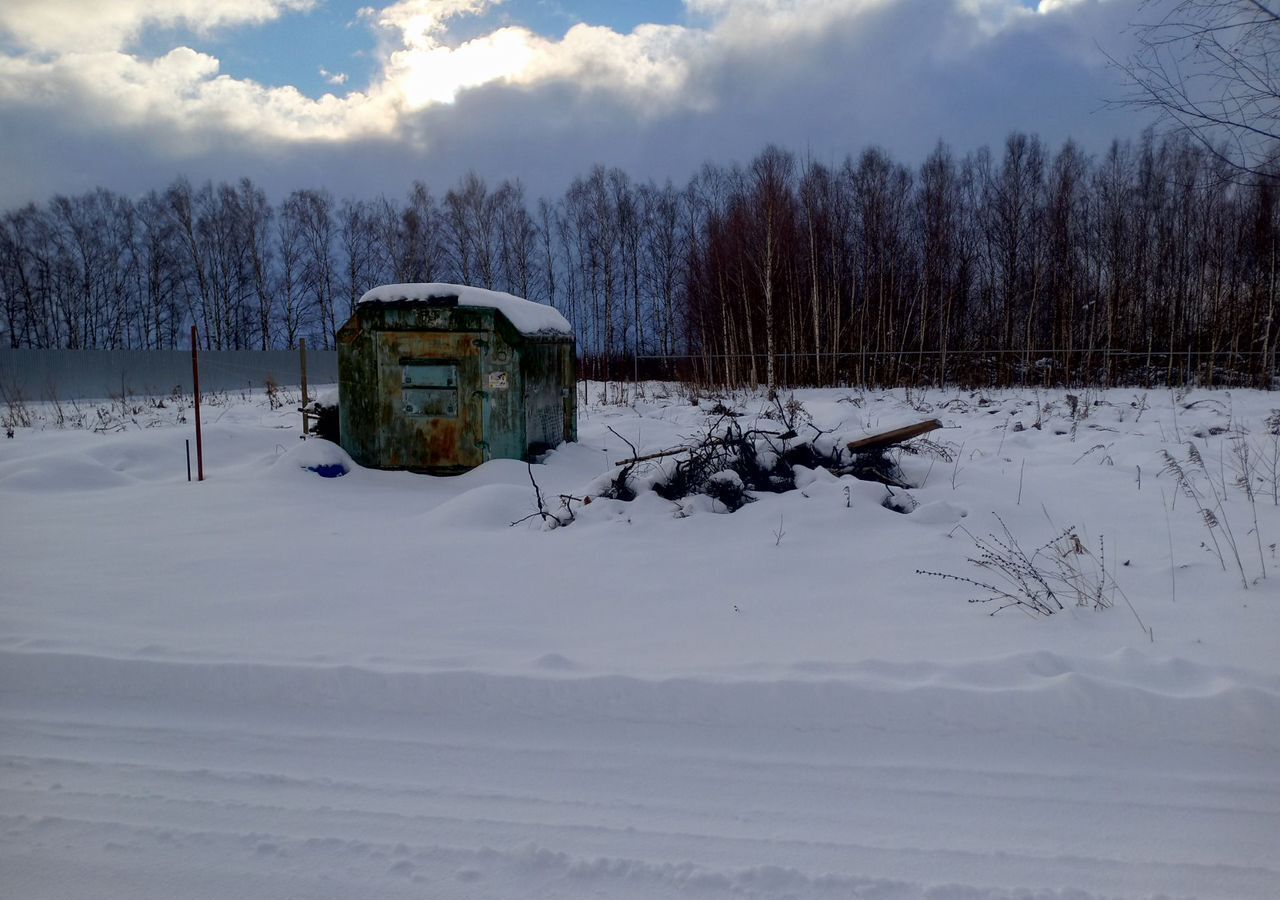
[337,284,576,472]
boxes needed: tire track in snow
[2,650,1278,898]
[2,801,1272,900]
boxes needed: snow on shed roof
[357,283,572,337]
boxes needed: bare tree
[285,189,338,348]
[135,192,182,349]
[640,180,683,360]
[538,198,559,313]
[745,146,797,387]
[443,173,501,289]
[339,198,380,324]
[276,197,307,349]
[494,179,539,300]
[1117,0,1280,179]
[233,179,274,349]
[397,182,441,284]
[848,147,913,384]
[165,179,215,348]
[204,183,255,350]
[917,143,964,383]
[0,205,52,348]
[562,167,621,371]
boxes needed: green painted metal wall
[337,301,575,472]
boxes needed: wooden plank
[846,418,942,453]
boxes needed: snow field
[2,384,1278,898]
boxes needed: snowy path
[3,650,1277,899]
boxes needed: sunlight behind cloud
[389,26,537,107]
[1037,0,1088,11]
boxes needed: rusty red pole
[299,338,309,439]
[191,324,204,482]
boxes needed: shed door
[375,331,487,469]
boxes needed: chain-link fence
[622,349,1279,389]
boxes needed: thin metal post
[191,325,204,482]
[186,439,191,482]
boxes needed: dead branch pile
[605,398,935,511]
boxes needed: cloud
[0,0,316,53]
[320,68,349,86]
[0,48,386,144]
[0,0,1148,207]
[365,0,705,111]
[0,0,715,142]
[371,0,499,49]
[1037,0,1088,11]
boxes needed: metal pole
[299,338,309,439]
[186,439,191,482]
[191,325,204,482]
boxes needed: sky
[0,0,1154,208]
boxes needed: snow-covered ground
[2,383,1278,899]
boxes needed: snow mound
[909,499,968,524]
[357,282,572,336]
[791,465,839,489]
[273,439,356,478]
[0,453,135,492]
[417,482,538,529]
[83,434,194,482]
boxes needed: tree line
[1,130,1276,387]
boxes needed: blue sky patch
[127,0,692,98]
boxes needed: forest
[1,130,1276,388]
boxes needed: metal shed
[337,283,576,473]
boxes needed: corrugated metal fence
[0,349,338,401]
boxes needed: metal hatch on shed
[373,327,492,470]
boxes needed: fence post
[190,325,204,482]
[299,338,309,439]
